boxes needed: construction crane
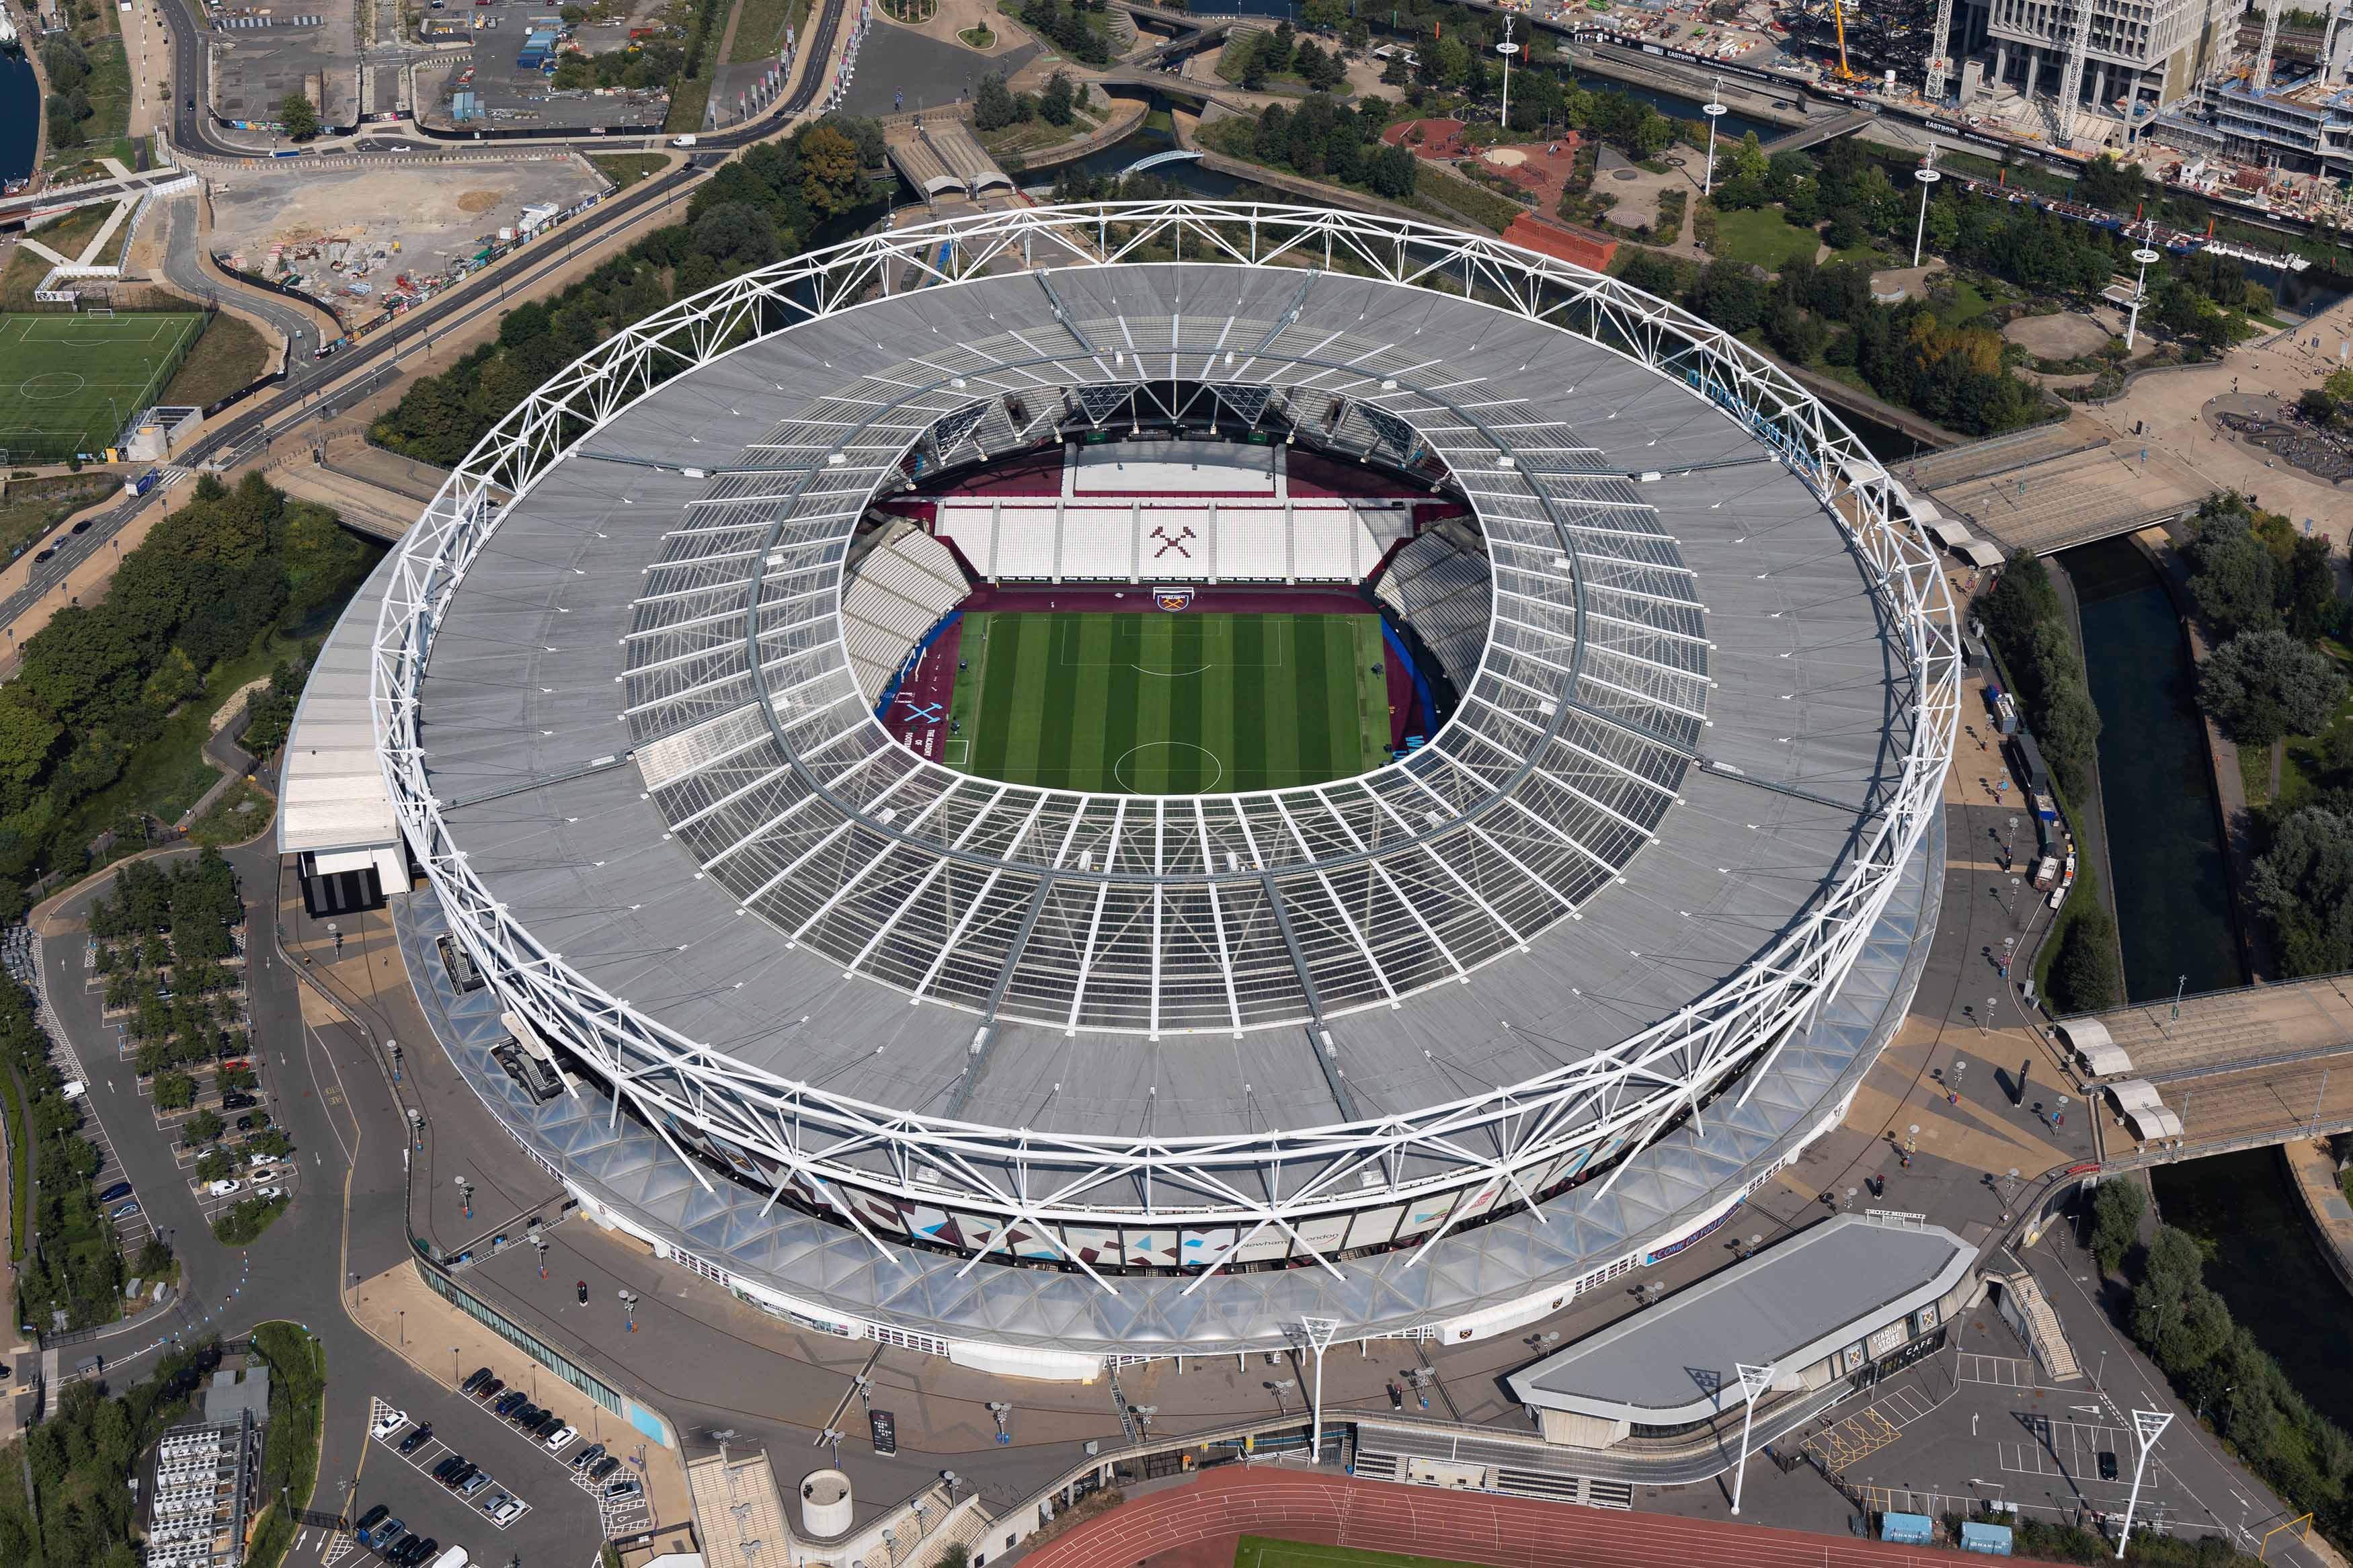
[2054,0,2091,148]
[1924,0,1957,100]
[2251,0,2286,89]
[1829,0,1863,81]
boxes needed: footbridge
[885,118,1016,204]
[1895,419,2205,556]
[2056,973,2353,1164]
[1761,107,1879,155]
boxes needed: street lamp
[1702,78,1726,198]
[1495,15,1519,132]
[2116,1410,2175,1557]
[2124,248,2160,350]
[1730,1362,1776,1516]
[1267,1376,1297,1416]
[1911,144,1942,268]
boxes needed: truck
[516,49,547,68]
[131,468,163,496]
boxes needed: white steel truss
[372,202,1958,1255]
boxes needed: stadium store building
[323,204,1960,1378]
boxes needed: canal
[2062,538,2353,1426]
[1,49,36,191]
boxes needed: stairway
[2006,1272,2083,1383]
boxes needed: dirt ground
[205,159,611,282]
[2002,311,2115,359]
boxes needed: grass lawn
[161,312,270,409]
[959,23,996,45]
[947,612,1392,792]
[0,313,206,462]
[245,1323,326,1568]
[666,77,713,136]
[9,204,115,305]
[1709,205,1823,272]
[1237,1538,1502,1568]
[0,1065,28,1262]
[590,152,669,191]
[0,472,119,562]
[63,38,134,162]
[186,779,276,847]
[1944,278,1994,325]
[728,0,806,63]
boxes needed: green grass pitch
[1234,1537,1497,1568]
[0,313,206,462]
[947,612,1394,794]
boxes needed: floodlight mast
[2115,1409,2175,1557]
[1731,1362,1777,1516]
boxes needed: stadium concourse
[293,204,1958,1368]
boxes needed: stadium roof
[408,261,1911,1145]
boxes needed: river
[2061,536,2241,1003]
[1,50,36,190]
[2061,536,2353,1429]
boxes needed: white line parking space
[1960,1352,2038,1387]
[366,1395,536,1533]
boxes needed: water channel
[1,50,38,190]
[2059,537,2353,1424]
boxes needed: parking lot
[328,1379,649,1566]
[413,0,673,134]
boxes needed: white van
[430,1548,469,1568]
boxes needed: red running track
[1019,1467,1947,1568]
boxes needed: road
[30,819,606,1563]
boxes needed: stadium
[343,203,1958,1370]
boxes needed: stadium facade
[342,204,1957,1374]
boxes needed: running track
[1019,1467,1946,1568]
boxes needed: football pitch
[1234,1537,1493,1568]
[0,313,206,462]
[945,612,1393,794]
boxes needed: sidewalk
[2282,1139,2353,1305]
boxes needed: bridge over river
[2057,974,2353,1167]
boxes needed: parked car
[2098,1450,2120,1481]
[97,1181,132,1202]
[206,1179,239,1197]
[570,1442,605,1471]
[223,1092,258,1111]
[489,1495,523,1524]
[462,1368,492,1395]
[576,1278,588,1304]
[402,1538,438,1567]
[366,1518,405,1550]
[459,1469,493,1497]
[444,1462,478,1489]
[589,1456,620,1481]
[546,1423,577,1452]
[431,1456,464,1484]
[355,1504,389,1536]
[256,1186,284,1200]
[372,1408,407,1438]
[605,1477,641,1499]
[476,1377,504,1401]
[111,1200,141,1220]
[532,1412,564,1439]
[397,1424,432,1455]
[234,1116,254,1132]
[493,1391,526,1415]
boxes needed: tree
[2201,626,2348,747]
[1689,259,1769,335]
[182,1108,225,1147]
[2184,505,2278,637]
[2049,904,2122,1012]
[2284,534,2341,641]
[2089,1178,2147,1274]
[1366,142,1417,200]
[194,1147,235,1184]
[1823,206,1868,251]
[973,71,1021,131]
[1038,70,1076,127]
[277,93,319,142]
[41,32,89,91]
[154,1073,195,1111]
[688,202,779,270]
[2251,805,2353,977]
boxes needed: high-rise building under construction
[1782,0,2231,116]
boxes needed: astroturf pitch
[945,612,1393,794]
[0,313,206,461]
